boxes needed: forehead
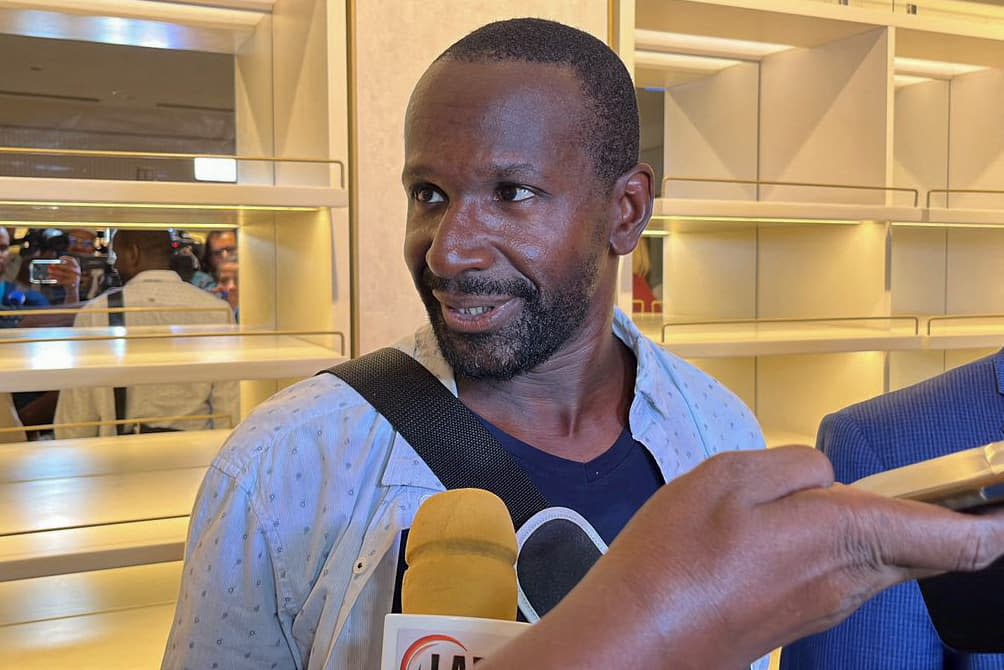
[404,59,591,180]
[210,231,236,246]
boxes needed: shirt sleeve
[162,465,299,670]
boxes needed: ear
[608,163,654,256]
[123,242,141,266]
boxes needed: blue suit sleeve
[780,412,944,670]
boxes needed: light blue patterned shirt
[162,309,768,669]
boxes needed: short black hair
[112,229,172,264]
[437,18,639,188]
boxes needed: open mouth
[436,294,517,333]
[453,305,494,316]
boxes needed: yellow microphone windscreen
[402,488,518,621]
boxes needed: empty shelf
[0,562,182,670]
[0,429,227,483]
[652,317,921,358]
[0,325,346,391]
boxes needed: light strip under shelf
[650,215,860,225]
[634,29,793,61]
[0,220,238,230]
[894,56,986,79]
[0,200,318,212]
[634,50,742,72]
[892,221,1004,230]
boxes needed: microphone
[381,489,530,670]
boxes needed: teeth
[457,306,493,316]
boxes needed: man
[163,19,765,669]
[213,260,239,316]
[65,228,106,300]
[54,229,238,438]
[162,19,1003,670]
[198,229,238,289]
[781,350,1004,669]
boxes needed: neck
[457,308,636,462]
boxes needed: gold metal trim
[0,146,346,189]
[0,305,233,319]
[663,177,920,207]
[926,313,1004,335]
[661,315,921,342]
[0,413,233,435]
[0,328,347,355]
[927,188,1004,208]
[607,0,620,52]
[347,0,360,359]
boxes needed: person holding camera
[0,228,81,309]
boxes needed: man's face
[67,229,97,256]
[217,261,238,292]
[209,231,238,270]
[402,60,614,381]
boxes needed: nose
[424,199,494,279]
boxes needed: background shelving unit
[624,0,1004,445]
[0,1,350,666]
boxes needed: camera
[169,229,203,282]
[28,258,62,284]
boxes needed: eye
[495,184,535,203]
[411,184,445,204]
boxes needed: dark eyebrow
[490,163,542,180]
[402,162,544,185]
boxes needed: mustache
[422,268,536,300]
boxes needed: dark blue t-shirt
[391,418,664,611]
[481,420,664,545]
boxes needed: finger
[838,490,1004,575]
[722,446,835,505]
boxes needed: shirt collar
[126,269,182,284]
[380,308,669,489]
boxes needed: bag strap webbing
[106,290,128,436]
[321,347,549,528]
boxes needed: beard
[418,258,600,382]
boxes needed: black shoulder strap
[106,290,128,435]
[321,347,549,528]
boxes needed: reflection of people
[54,230,239,438]
[66,228,105,300]
[781,349,1004,669]
[164,20,767,669]
[1,228,80,308]
[199,229,238,286]
[631,239,660,313]
[213,260,239,315]
[478,447,1004,670]
[0,227,15,283]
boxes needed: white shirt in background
[54,269,239,438]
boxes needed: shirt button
[353,558,367,575]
